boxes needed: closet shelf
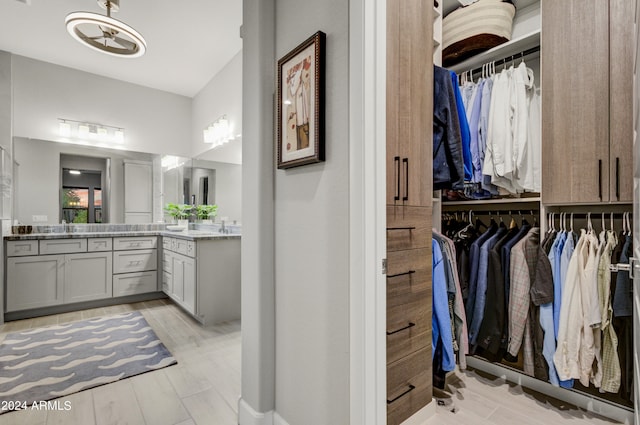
[448,29,541,73]
[441,196,540,206]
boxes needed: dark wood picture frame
[277,31,326,169]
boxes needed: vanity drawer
[39,239,87,255]
[113,249,157,274]
[6,240,39,257]
[88,238,113,252]
[387,346,431,425]
[113,236,157,251]
[113,271,158,297]
[162,237,172,250]
[174,238,195,257]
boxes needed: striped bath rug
[0,312,176,413]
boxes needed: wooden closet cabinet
[386,0,433,208]
[541,0,633,204]
[386,0,433,423]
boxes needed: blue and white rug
[0,312,176,412]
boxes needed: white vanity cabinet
[6,255,65,312]
[5,235,159,314]
[65,252,113,303]
[112,236,159,296]
[162,235,240,325]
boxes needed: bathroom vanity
[4,226,240,325]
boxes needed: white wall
[14,137,156,225]
[11,55,192,157]
[191,51,243,163]
[273,0,350,424]
[0,51,10,153]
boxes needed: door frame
[348,0,387,423]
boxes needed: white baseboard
[273,412,291,425]
[399,400,437,425]
[238,398,274,425]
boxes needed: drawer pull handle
[387,270,415,279]
[386,226,415,231]
[387,384,415,404]
[386,322,415,335]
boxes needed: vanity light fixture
[58,118,125,145]
[69,170,82,175]
[203,115,234,148]
[65,0,146,58]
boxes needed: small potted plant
[164,203,193,228]
[196,204,218,224]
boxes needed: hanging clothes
[434,65,465,190]
[598,231,621,393]
[450,70,473,181]
[432,238,456,373]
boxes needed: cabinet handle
[386,322,415,335]
[402,158,409,202]
[394,156,400,202]
[387,270,415,279]
[598,159,602,201]
[387,384,415,404]
[386,226,415,231]
[616,157,620,200]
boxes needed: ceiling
[0,0,243,98]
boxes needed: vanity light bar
[58,118,125,144]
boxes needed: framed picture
[277,31,326,169]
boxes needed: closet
[385,0,433,424]
[427,0,635,423]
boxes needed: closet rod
[460,45,541,78]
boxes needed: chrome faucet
[61,220,68,233]
[220,220,226,234]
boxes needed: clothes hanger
[509,211,517,229]
[601,212,606,233]
[587,212,593,234]
[570,212,574,234]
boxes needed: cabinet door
[182,256,196,315]
[65,252,113,303]
[386,0,433,207]
[171,256,184,302]
[6,255,64,312]
[541,0,610,204]
[609,0,634,202]
[124,160,153,223]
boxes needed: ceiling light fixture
[65,0,146,58]
[69,170,82,175]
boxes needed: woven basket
[442,0,516,67]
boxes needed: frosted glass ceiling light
[97,127,108,138]
[78,123,90,138]
[59,120,71,137]
[65,0,146,58]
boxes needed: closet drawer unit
[113,249,157,274]
[387,346,431,425]
[386,248,431,309]
[6,240,39,257]
[174,238,195,257]
[113,271,158,297]
[87,238,112,252]
[39,239,87,255]
[113,236,157,251]
[387,206,431,251]
[387,299,431,364]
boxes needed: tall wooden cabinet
[386,0,433,423]
[541,0,633,204]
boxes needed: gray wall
[273,0,350,424]
[14,137,155,225]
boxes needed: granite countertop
[4,230,241,241]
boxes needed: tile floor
[0,299,628,425]
[0,299,240,425]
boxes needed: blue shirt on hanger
[432,239,456,372]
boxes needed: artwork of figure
[286,55,311,151]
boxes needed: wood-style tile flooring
[0,299,628,425]
[0,299,240,425]
[427,368,626,425]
